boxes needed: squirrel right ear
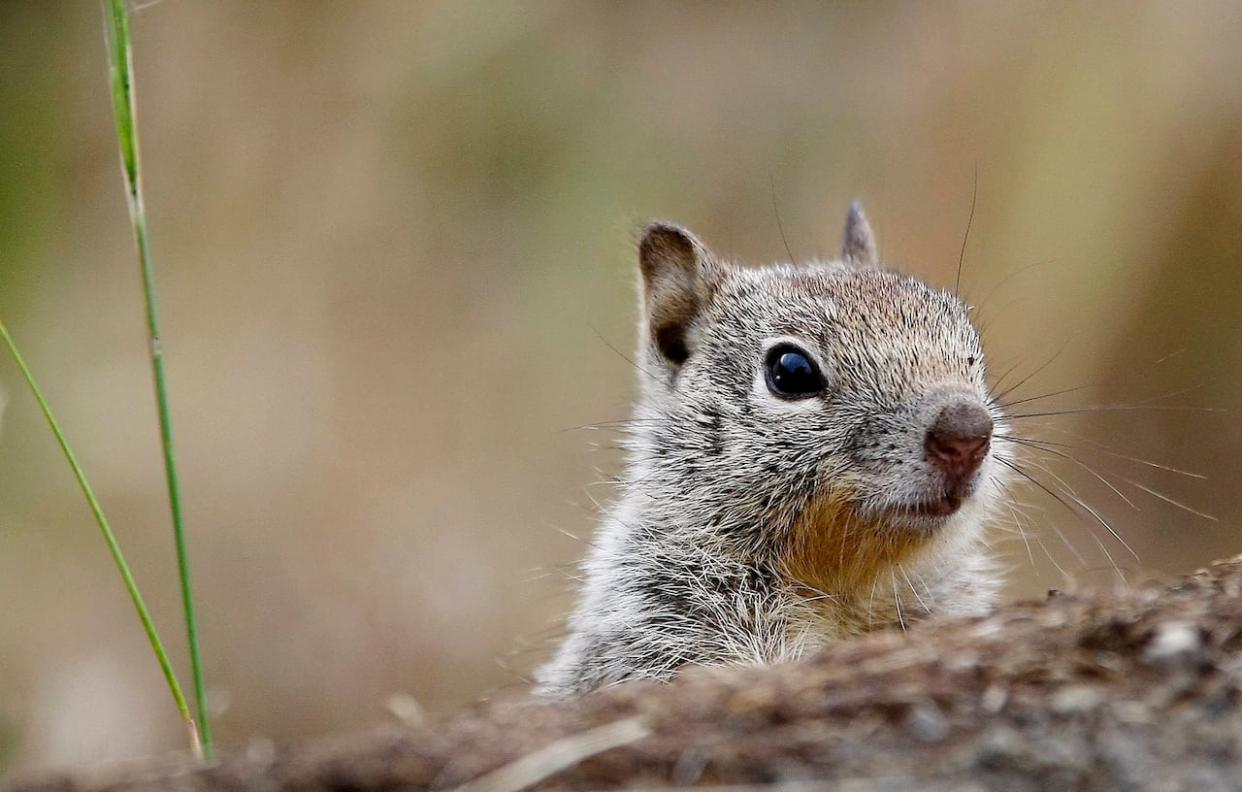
[638,222,722,367]
[840,201,878,268]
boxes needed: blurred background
[1,0,1240,778]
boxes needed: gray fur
[537,205,1011,698]
[841,200,878,267]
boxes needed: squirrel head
[632,204,1009,590]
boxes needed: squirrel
[536,203,1010,698]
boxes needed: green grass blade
[103,0,212,757]
[0,320,202,759]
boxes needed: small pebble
[1113,701,1151,724]
[1145,621,1201,663]
[905,703,950,743]
[1051,685,1104,715]
[981,685,1008,714]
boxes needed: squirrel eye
[764,344,825,398]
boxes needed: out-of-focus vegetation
[0,0,1239,778]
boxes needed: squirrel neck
[609,445,998,625]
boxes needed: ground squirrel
[538,204,1009,698]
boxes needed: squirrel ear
[840,201,878,268]
[638,222,722,367]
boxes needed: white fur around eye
[754,336,831,409]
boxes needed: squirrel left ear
[638,222,723,368]
[840,201,878,268]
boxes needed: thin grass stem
[0,320,202,759]
[103,0,211,757]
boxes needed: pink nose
[925,402,993,483]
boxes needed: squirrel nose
[925,401,993,482]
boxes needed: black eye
[764,344,826,398]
